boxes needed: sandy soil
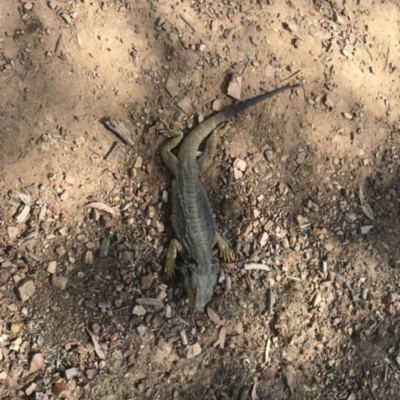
[1,0,400,399]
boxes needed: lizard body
[160,83,299,311]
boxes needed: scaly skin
[160,83,299,311]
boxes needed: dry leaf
[219,326,227,349]
[207,307,226,326]
[85,202,116,216]
[86,328,106,360]
[359,186,375,221]
[29,353,44,373]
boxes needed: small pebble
[47,261,57,274]
[132,305,147,316]
[16,279,35,302]
[51,276,68,291]
[186,343,202,359]
[134,156,143,169]
[233,158,247,172]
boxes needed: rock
[51,276,68,291]
[140,272,155,290]
[324,95,334,109]
[59,191,68,201]
[151,220,165,233]
[29,353,44,373]
[121,251,134,261]
[212,99,221,111]
[86,369,96,380]
[168,32,179,43]
[186,343,202,359]
[324,241,335,252]
[286,22,298,32]
[262,367,276,381]
[293,38,301,48]
[233,158,247,172]
[61,13,72,25]
[64,175,75,185]
[7,226,19,239]
[147,205,156,218]
[227,74,242,100]
[56,246,66,257]
[16,278,35,302]
[265,65,274,78]
[177,97,192,113]
[132,305,147,316]
[361,225,373,235]
[0,268,10,284]
[166,72,180,97]
[65,367,79,380]
[156,290,167,300]
[343,112,353,120]
[221,198,243,222]
[259,232,269,247]
[52,382,69,396]
[10,323,22,333]
[233,321,244,335]
[47,261,57,274]
[264,220,274,231]
[250,36,259,46]
[296,152,306,165]
[233,168,243,180]
[134,156,143,169]
[23,2,33,10]
[84,250,93,265]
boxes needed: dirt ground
[1,0,400,399]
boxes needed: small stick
[293,153,309,176]
[105,168,130,180]
[179,14,196,33]
[280,69,301,83]
[104,141,121,160]
[55,33,63,53]
[383,47,389,72]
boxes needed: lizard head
[182,257,219,312]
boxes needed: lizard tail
[222,83,300,120]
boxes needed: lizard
[160,83,299,311]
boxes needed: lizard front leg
[197,122,231,174]
[159,120,184,176]
[213,232,235,262]
[165,238,184,277]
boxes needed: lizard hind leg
[165,238,184,278]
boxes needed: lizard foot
[220,245,235,263]
[158,120,183,139]
[165,256,176,278]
